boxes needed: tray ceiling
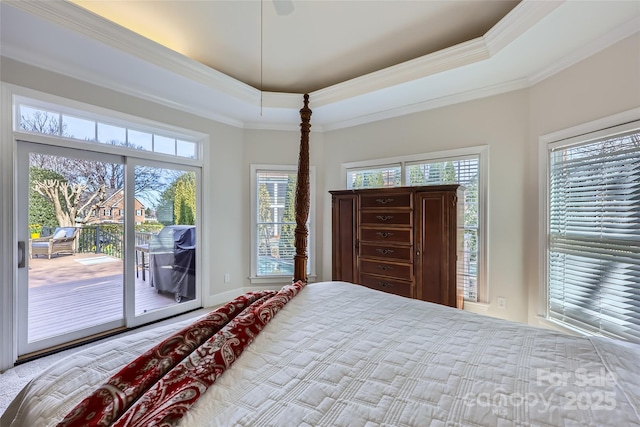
[1,1,638,130]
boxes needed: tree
[278,174,296,260]
[409,165,425,185]
[368,171,384,188]
[442,161,456,183]
[32,179,106,227]
[258,183,272,256]
[463,176,479,261]
[29,167,62,230]
[21,110,188,228]
[21,112,164,226]
[174,173,196,225]
[352,173,364,189]
[20,110,66,136]
[59,156,167,200]
[176,198,193,225]
[426,161,456,184]
[158,172,196,225]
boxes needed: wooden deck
[28,252,176,342]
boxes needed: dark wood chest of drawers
[330,185,464,308]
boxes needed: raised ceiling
[1,1,638,130]
[68,0,520,94]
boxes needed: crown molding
[243,121,324,133]
[314,0,561,108]
[313,38,490,107]
[484,0,564,56]
[260,92,304,110]
[6,0,260,105]
[322,78,530,132]
[0,44,246,129]
[528,15,640,86]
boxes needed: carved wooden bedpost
[293,94,312,283]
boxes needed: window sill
[535,316,588,337]
[249,275,317,286]
[462,300,490,313]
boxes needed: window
[251,165,315,283]
[344,147,486,302]
[15,96,199,160]
[405,157,480,301]
[104,209,112,216]
[347,164,401,189]
[545,124,640,342]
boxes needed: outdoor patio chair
[30,227,78,259]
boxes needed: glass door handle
[18,241,26,268]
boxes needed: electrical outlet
[497,297,507,310]
[224,273,230,283]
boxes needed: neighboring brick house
[87,189,146,224]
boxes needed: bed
[4,95,640,426]
[3,281,640,426]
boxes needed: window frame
[250,164,316,284]
[538,109,640,339]
[342,146,488,303]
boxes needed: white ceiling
[68,0,521,94]
[1,0,638,131]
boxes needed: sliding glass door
[17,143,125,355]
[128,160,201,327]
[17,142,200,356]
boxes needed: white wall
[526,33,640,326]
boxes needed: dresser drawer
[360,274,413,298]
[360,211,412,227]
[360,243,412,262]
[360,227,412,244]
[360,193,412,209]
[359,259,413,281]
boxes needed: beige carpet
[0,308,209,417]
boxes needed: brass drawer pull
[376,232,394,238]
[377,264,394,271]
[378,281,394,288]
[376,248,395,255]
[375,215,394,221]
[375,198,394,205]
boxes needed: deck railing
[40,225,158,259]
[75,225,122,258]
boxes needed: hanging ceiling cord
[260,0,264,116]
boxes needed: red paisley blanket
[58,281,306,427]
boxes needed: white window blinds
[548,129,640,342]
[347,165,401,189]
[255,170,312,277]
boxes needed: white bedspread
[4,281,640,426]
